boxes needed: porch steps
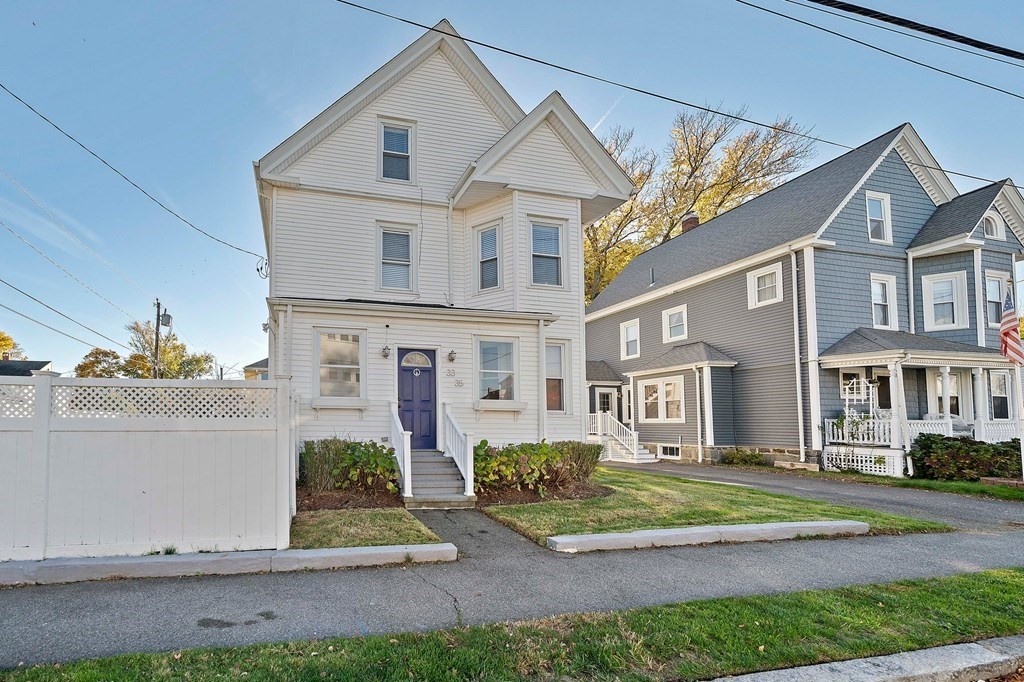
[405,450,476,510]
[606,439,657,464]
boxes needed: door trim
[595,387,619,420]
[397,346,441,450]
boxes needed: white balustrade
[389,402,412,498]
[442,403,474,496]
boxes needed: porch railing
[389,402,412,498]
[823,418,892,446]
[586,413,600,435]
[588,412,639,459]
[442,403,474,496]
[825,417,1021,447]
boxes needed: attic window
[982,212,1005,240]
[866,191,892,244]
[380,120,414,182]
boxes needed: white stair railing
[389,402,412,498]
[442,403,474,497]
[604,412,639,458]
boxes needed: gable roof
[909,181,1006,249]
[586,360,622,384]
[0,360,52,376]
[820,328,1001,357]
[244,358,269,371]
[451,91,635,225]
[587,124,908,315]
[257,20,525,177]
[627,341,736,375]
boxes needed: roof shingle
[821,328,1001,357]
[909,181,1006,249]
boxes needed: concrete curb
[0,543,458,586]
[710,635,1024,681]
[546,520,870,553]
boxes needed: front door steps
[405,450,476,510]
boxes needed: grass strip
[289,509,440,549]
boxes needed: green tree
[120,321,215,379]
[74,348,124,378]
[0,330,26,359]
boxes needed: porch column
[940,366,953,436]
[972,368,986,442]
[887,362,901,449]
[894,362,907,451]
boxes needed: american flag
[999,288,1024,365]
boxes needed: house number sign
[446,368,463,387]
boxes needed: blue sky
[1,1,1022,374]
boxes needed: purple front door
[398,349,436,450]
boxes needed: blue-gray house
[584,123,1024,476]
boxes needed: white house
[254,20,634,506]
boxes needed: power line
[0,165,150,294]
[783,0,1024,70]
[807,0,1024,63]
[0,301,95,348]
[0,81,266,263]
[331,0,1024,194]
[0,275,131,351]
[734,0,1024,103]
[0,215,135,319]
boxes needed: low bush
[910,433,1022,481]
[473,440,600,495]
[300,437,399,494]
[721,448,767,467]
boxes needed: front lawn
[289,509,440,549]
[9,569,1024,681]
[483,467,950,543]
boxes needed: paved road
[1,471,1023,668]
[604,462,1024,530]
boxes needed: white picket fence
[0,374,296,561]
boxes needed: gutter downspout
[790,250,807,462]
[538,320,546,441]
[908,253,916,334]
[446,198,454,306]
[693,367,703,463]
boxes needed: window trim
[528,219,566,289]
[657,444,682,460]
[746,262,784,309]
[545,340,568,413]
[926,368,970,418]
[377,117,416,184]
[377,222,417,293]
[474,335,519,404]
[869,273,898,330]
[865,190,893,245]
[620,318,640,360]
[622,384,633,423]
[637,376,685,424]
[475,221,502,293]
[661,303,689,343]
[990,370,1011,420]
[312,327,368,406]
[922,271,969,331]
[985,270,1010,329]
[840,368,866,400]
[980,211,1006,241]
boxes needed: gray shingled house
[584,123,1024,476]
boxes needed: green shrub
[911,433,1021,481]
[300,437,399,493]
[473,440,601,494]
[721,448,766,467]
[553,440,603,481]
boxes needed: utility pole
[154,299,162,379]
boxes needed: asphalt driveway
[1,469,1022,668]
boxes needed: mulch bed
[476,481,613,506]
[296,487,403,511]
[993,667,1024,681]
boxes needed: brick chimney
[678,211,700,235]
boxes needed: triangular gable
[258,20,525,176]
[989,181,1024,246]
[491,119,603,193]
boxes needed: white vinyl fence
[0,374,295,561]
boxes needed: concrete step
[411,454,451,463]
[412,462,461,474]
[412,471,464,481]
[412,486,467,497]
[405,494,476,510]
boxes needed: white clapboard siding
[0,377,293,560]
[491,120,602,195]
[284,51,508,205]
[463,194,514,311]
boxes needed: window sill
[747,299,783,310]
[638,419,686,425]
[923,323,969,332]
[311,399,370,411]
[473,400,527,413]
[663,337,688,344]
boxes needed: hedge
[910,433,1022,481]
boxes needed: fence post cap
[30,370,61,377]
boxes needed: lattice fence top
[0,383,35,418]
[51,384,276,420]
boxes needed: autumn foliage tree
[74,348,124,378]
[0,330,26,359]
[73,322,214,379]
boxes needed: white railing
[588,412,639,459]
[823,448,907,478]
[823,418,893,446]
[903,419,952,444]
[983,420,1021,443]
[586,413,600,435]
[389,402,412,498]
[442,403,474,496]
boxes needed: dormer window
[981,212,1005,240]
[866,191,892,244]
[379,119,414,182]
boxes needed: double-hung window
[620,319,640,360]
[747,262,783,309]
[934,373,961,416]
[478,226,499,291]
[545,343,565,411]
[639,377,684,423]
[991,371,1010,420]
[922,272,968,331]
[380,226,413,291]
[478,339,515,401]
[985,272,1009,328]
[317,331,363,399]
[380,121,412,182]
[870,274,897,330]
[866,191,892,244]
[662,304,688,343]
[531,223,562,286]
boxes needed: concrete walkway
[2,503,1024,668]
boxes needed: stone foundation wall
[642,443,821,466]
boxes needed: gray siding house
[584,123,1024,475]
